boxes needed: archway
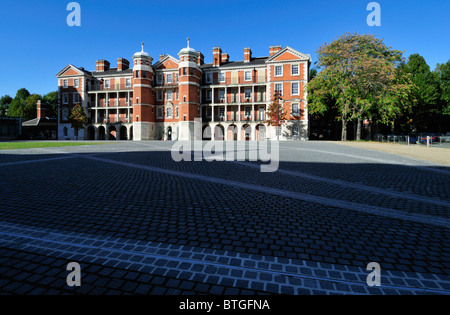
[98,126,106,140]
[129,126,133,140]
[241,124,251,141]
[87,126,95,140]
[109,126,116,140]
[214,125,225,141]
[119,126,127,140]
[202,125,212,140]
[256,124,266,141]
[228,124,238,141]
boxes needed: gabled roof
[266,46,311,63]
[153,55,179,70]
[22,117,57,127]
[56,64,92,77]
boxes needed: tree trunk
[367,118,373,141]
[356,118,362,141]
[341,119,347,141]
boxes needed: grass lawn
[0,142,104,150]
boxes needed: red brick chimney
[269,46,282,56]
[221,52,229,64]
[213,46,222,67]
[96,60,110,72]
[117,58,130,71]
[197,52,204,66]
[244,47,252,63]
[37,100,45,118]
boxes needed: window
[176,90,179,100]
[291,82,299,95]
[274,83,283,96]
[206,73,212,83]
[73,93,80,104]
[63,79,68,88]
[190,68,194,75]
[63,93,69,104]
[157,107,163,119]
[157,74,163,84]
[167,90,173,101]
[63,127,68,137]
[167,107,173,118]
[183,68,187,75]
[244,88,251,100]
[175,73,179,83]
[219,90,225,101]
[126,78,131,87]
[142,71,147,79]
[126,94,130,105]
[292,103,300,116]
[275,65,283,77]
[62,108,69,121]
[136,70,140,78]
[175,107,179,118]
[219,72,225,82]
[291,65,299,76]
[245,107,251,118]
[157,90,163,101]
[206,90,212,101]
[105,79,110,89]
[219,108,225,119]
[206,107,212,117]
[74,78,79,88]
[244,71,252,81]
[167,73,173,84]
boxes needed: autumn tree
[265,91,287,141]
[68,103,87,139]
[308,33,415,141]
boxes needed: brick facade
[56,42,311,141]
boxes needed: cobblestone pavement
[0,141,449,295]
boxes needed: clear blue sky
[0,0,448,98]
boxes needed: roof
[200,57,269,70]
[22,117,57,127]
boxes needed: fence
[374,134,450,148]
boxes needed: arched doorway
[214,125,225,141]
[120,126,127,140]
[241,124,251,141]
[98,126,106,140]
[202,125,212,140]
[87,126,95,140]
[109,126,116,140]
[256,124,266,141]
[228,124,238,141]
[129,126,133,140]
[167,126,172,141]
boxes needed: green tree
[68,103,87,139]
[42,91,58,118]
[7,88,30,118]
[434,61,450,116]
[308,33,414,141]
[23,94,42,121]
[0,95,12,117]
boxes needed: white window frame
[219,90,225,101]
[291,64,299,76]
[244,71,252,81]
[74,78,79,88]
[175,106,179,118]
[62,108,69,121]
[219,72,225,83]
[62,93,69,104]
[125,78,131,87]
[167,90,173,101]
[175,73,179,83]
[157,74,163,84]
[104,79,110,89]
[275,83,283,96]
[244,88,251,100]
[63,79,68,88]
[292,103,300,116]
[166,107,173,118]
[219,107,225,119]
[291,82,299,95]
[245,107,251,118]
[275,65,283,77]
[167,73,173,84]
[73,93,80,104]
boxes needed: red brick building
[56,41,311,141]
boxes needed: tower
[177,38,202,140]
[132,42,155,140]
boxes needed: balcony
[88,83,133,92]
[203,76,266,86]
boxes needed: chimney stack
[244,47,252,63]
[117,58,130,71]
[96,60,110,72]
[213,46,222,67]
[37,100,45,119]
[197,52,204,66]
[221,52,229,64]
[269,46,282,56]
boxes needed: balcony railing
[89,84,133,92]
[203,76,266,86]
